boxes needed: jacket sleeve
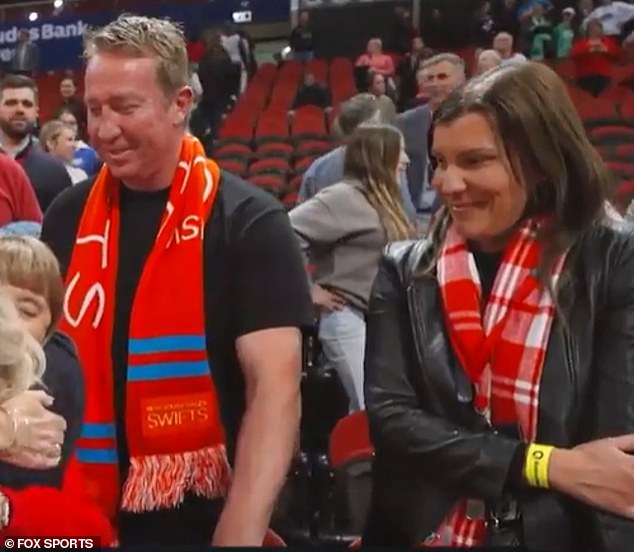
[586,235,634,551]
[364,251,522,502]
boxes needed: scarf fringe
[120,444,231,513]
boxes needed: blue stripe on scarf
[81,422,116,439]
[128,335,206,355]
[76,447,118,464]
[127,360,210,382]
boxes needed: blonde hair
[0,292,45,403]
[0,236,65,341]
[343,124,415,241]
[39,120,73,153]
[84,14,189,96]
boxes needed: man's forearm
[213,386,300,545]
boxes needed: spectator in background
[493,31,528,64]
[582,0,634,39]
[290,11,314,62]
[56,107,101,177]
[221,23,249,96]
[473,1,497,48]
[555,7,578,58]
[0,153,41,228]
[477,48,503,73]
[388,7,417,55]
[290,124,415,412]
[398,36,435,109]
[405,69,431,109]
[398,53,465,226]
[356,39,395,80]
[57,78,86,141]
[571,19,621,97]
[198,29,233,141]
[293,72,330,109]
[366,71,396,121]
[299,93,415,219]
[492,0,521,40]
[10,29,38,77]
[39,121,87,185]
[186,30,205,71]
[0,75,72,213]
[527,3,555,60]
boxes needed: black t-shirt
[40,171,313,545]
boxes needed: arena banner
[0,0,290,72]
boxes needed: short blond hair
[39,120,74,153]
[0,236,65,341]
[83,14,189,96]
[0,292,45,402]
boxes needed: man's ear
[172,86,194,127]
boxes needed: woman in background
[570,19,621,96]
[290,124,414,412]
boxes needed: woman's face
[588,21,603,38]
[3,285,51,343]
[49,128,76,163]
[431,112,527,251]
[58,111,78,138]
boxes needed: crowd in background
[0,0,631,549]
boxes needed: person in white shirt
[38,120,87,185]
[493,32,528,65]
[220,24,249,95]
[583,0,634,38]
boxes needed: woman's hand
[549,435,634,519]
[0,390,67,469]
[312,284,346,312]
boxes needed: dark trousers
[577,75,611,97]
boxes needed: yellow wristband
[524,443,555,489]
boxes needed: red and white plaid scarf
[425,219,567,547]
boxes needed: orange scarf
[60,135,231,520]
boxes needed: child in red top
[570,19,621,96]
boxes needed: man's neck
[0,130,29,156]
[120,139,184,192]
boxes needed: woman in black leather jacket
[363,61,634,551]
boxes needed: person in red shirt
[570,19,621,96]
[0,153,41,228]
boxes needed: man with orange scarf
[40,15,312,546]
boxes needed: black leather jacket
[363,219,634,551]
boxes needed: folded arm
[364,253,521,502]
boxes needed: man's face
[493,35,512,55]
[60,79,76,99]
[0,87,38,140]
[84,51,191,186]
[420,61,464,109]
[370,73,386,96]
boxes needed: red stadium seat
[249,157,291,176]
[249,173,287,196]
[256,142,294,158]
[217,158,247,177]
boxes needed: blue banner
[0,0,290,72]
